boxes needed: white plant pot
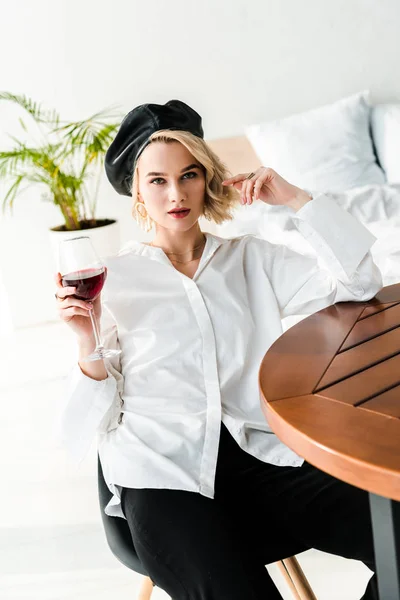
[49,219,120,272]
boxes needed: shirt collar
[118,232,229,279]
[119,232,228,258]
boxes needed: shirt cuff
[291,194,377,277]
[53,363,117,464]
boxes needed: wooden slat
[260,393,400,501]
[259,303,364,402]
[316,328,400,389]
[340,304,400,351]
[359,301,400,320]
[368,283,400,304]
[317,353,400,405]
[360,386,400,418]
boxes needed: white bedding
[246,92,386,193]
[216,184,400,328]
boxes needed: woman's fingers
[246,169,275,204]
[224,167,276,205]
[58,298,93,323]
[60,297,93,310]
[60,306,92,320]
[54,272,79,301]
[54,272,101,328]
[253,177,262,201]
[54,272,65,290]
[54,272,75,300]
[222,174,247,185]
[58,296,93,322]
[223,172,258,204]
[253,172,269,202]
[239,176,255,205]
[241,179,249,204]
[54,272,92,314]
[247,177,256,204]
[56,286,77,300]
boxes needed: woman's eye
[150,172,196,185]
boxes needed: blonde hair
[131,130,240,230]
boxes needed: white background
[1,0,400,328]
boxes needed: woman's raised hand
[222,167,311,211]
[55,272,102,341]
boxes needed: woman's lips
[168,209,191,219]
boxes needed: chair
[98,457,317,600]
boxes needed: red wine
[62,268,106,301]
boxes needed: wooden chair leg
[137,576,155,600]
[137,560,314,600]
[282,557,317,600]
[276,560,302,600]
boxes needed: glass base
[82,347,122,362]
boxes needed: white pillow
[246,91,386,193]
[371,104,400,183]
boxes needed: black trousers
[121,423,378,599]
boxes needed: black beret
[105,99,204,196]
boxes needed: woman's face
[137,141,206,231]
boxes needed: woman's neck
[151,224,205,256]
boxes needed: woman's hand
[55,272,102,342]
[222,167,311,211]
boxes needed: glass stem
[89,309,103,351]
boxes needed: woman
[56,100,382,599]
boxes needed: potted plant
[0,92,121,257]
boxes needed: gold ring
[246,172,255,180]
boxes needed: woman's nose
[168,180,186,202]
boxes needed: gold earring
[133,199,153,232]
[135,201,148,219]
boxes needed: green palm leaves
[0,93,120,230]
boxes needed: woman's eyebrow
[146,164,201,177]
[181,163,201,173]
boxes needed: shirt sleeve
[261,194,383,319]
[53,304,124,464]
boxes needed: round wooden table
[259,283,400,600]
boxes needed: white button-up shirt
[57,195,382,519]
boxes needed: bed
[205,92,400,317]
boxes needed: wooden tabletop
[259,283,400,501]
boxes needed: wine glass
[58,236,121,362]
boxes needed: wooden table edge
[260,391,400,502]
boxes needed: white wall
[1,0,400,328]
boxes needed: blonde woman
[56,100,382,599]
